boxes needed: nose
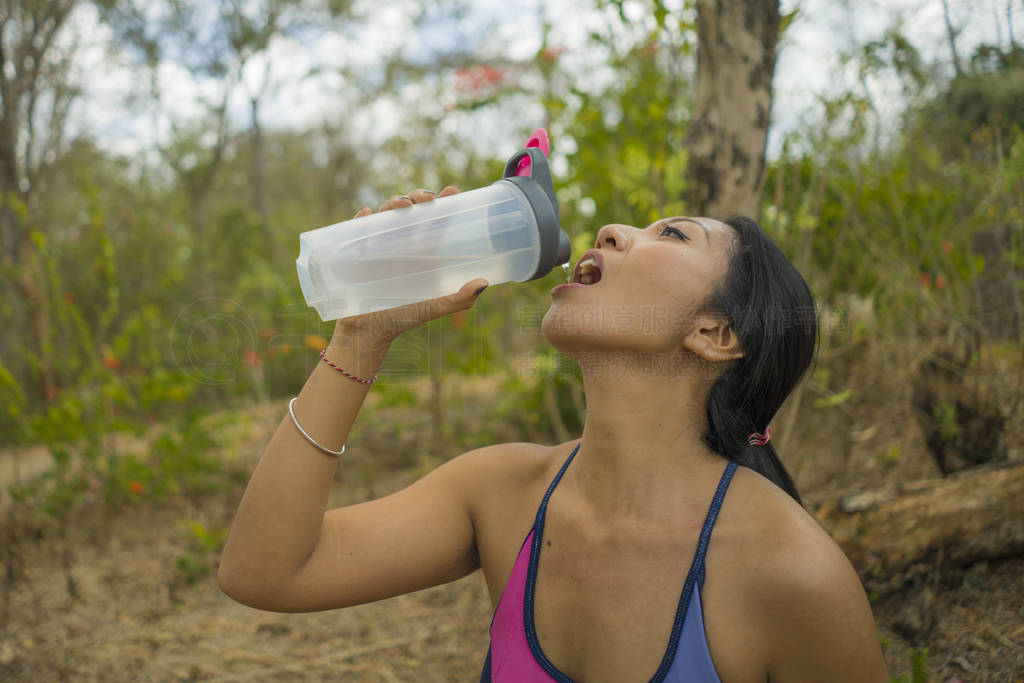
[595,224,629,250]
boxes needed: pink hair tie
[747,426,772,446]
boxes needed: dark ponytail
[701,215,818,505]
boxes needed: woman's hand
[331,186,488,347]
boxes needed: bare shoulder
[446,439,557,472]
[449,440,577,511]
[439,440,564,492]
[428,440,575,526]
[725,465,842,572]
[450,440,580,604]
[721,466,889,681]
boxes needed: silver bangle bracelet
[288,396,346,457]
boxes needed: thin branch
[993,0,1004,47]
[22,66,35,191]
[940,0,963,77]
[1008,0,1018,48]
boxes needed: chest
[475,462,767,682]
[528,511,705,682]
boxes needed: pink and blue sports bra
[480,443,737,682]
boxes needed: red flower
[129,481,144,495]
[102,356,121,370]
[540,46,567,62]
[935,275,946,290]
[454,65,510,94]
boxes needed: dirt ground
[2,389,1023,682]
[1,492,493,682]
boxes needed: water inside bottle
[323,248,536,316]
[332,254,535,284]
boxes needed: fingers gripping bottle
[295,130,571,321]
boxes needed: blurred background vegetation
[0,0,1022,675]
[1,0,1022,520]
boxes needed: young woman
[219,187,890,682]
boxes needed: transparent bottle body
[296,182,541,321]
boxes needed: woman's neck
[566,350,726,523]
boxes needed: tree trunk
[0,0,78,405]
[250,96,276,264]
[685,0,780,218]
[814,463,1024,596]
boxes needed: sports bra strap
[692,460,737,588]
[534,442,580,526]
[652,459,737,681]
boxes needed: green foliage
[890,646,929,683]
[559,1,695,238]
[813,388,853,410]
[0,357,31,443]
[917,45,1024,160]
[174,519,229,585]
[174,552,211,585]
[1,3,1021,561]
[2,199,232,521]
[932,401,961,442]
[763,38,1024,349]
[876,442,902,465]
[881,637,929,683]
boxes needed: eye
[659,224,691,241]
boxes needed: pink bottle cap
[515,128,550,177]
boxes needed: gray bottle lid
[498,148,572,281]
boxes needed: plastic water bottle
[296,132,571,321]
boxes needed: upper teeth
[578,257,599,284]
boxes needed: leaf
[779,9,798,38]
[813,388,852,410]
[911,647,929,683]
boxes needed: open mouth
[573,252,603,285]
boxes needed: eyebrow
[655,217,710,246]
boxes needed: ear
[682,313,745,362]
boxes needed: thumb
[447,278,489,312]
[381,278,490,336]
[427,278,489,319]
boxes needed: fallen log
[813,462,1024,597]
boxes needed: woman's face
[541,216,738,355]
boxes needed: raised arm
[218,188,491,612]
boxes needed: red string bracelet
[319,349,377,385]
[747,426,772,446]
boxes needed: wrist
[331,318,398,349]
[325,327,391,376]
